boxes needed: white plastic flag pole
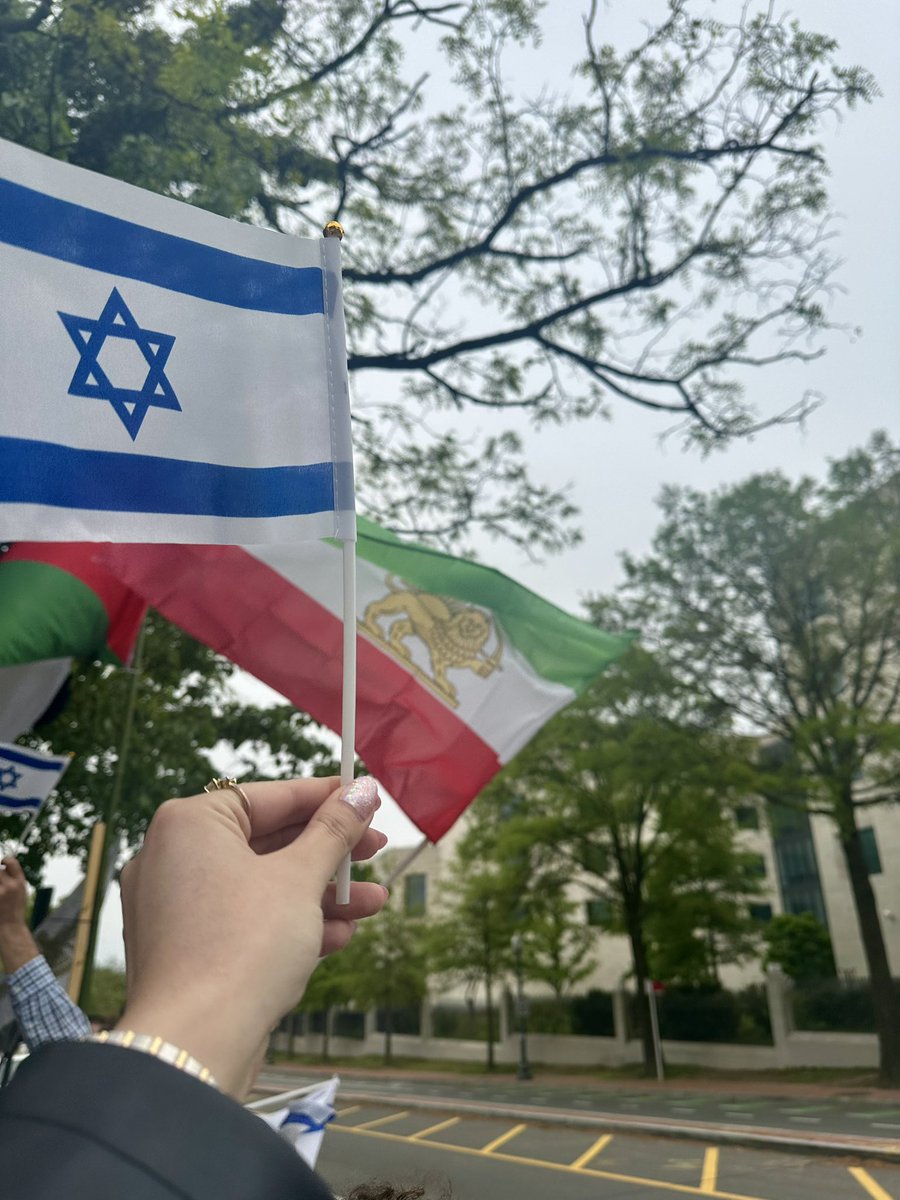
[335,537,357,905]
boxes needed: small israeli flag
[0,743,70,815]
[255,1076,339,1169]
[0,137,354,544]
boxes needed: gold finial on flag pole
[323,220,344,240]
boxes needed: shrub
[431,1006,498,1041]
[655,986,739,1043]
[376,1005,421,1035]
[570,990,615,1037]
[333,1010,365,1040]
[790,978,900,1032]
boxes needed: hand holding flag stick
[117,776,387,1096]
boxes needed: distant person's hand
[0,857,40,974]
[0,857,28,928]
[117,776,388,1095]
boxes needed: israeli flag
[254,1076,339,1169]
[0,138,354,543]
[0,743,70,815]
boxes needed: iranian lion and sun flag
[0,135,631,842]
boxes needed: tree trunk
[384,1004,394,1065]
[840,817,900,1085]
[322,1007,331,1062]
[625,909,657,1076]
[485,971,496,1071]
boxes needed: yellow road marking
[330,1123,768,1200]
[335,1105,361,1118]
[850,1167,895,1200]
[411,1117,461,1141]
[570,1133,612,1169]
[480,1124,527,1154]
[354,1109,410,1130]
[700,1147,719,1193]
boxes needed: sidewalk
[254,1061,900,1161]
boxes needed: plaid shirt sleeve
[7,954,93,1050]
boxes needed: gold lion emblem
[361,576,502,707]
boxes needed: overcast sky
[475,0,898,610]
[45,0,898,965]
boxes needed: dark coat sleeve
[0,1040,335,1200]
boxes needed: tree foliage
[514,873,597,1003]
[426,854,523,1068]
[617,431,900,1081]
[337,899,429,1062]
[470,646,763,1073]
[0,0,878,552]
[763,912,836,984]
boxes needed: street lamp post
[510,933,532,1081]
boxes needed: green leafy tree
[295,954,349,1061]
[0,0,877,551]
[84,964,128,1023]
[763,913,837,983]
[472,646,762,1075]
[337,900,428,1063]
[620,432,900,1082]
[427,857,522,1069]
[645,819,764,988]
[516,875,597,1005]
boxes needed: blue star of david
[58,287,181,440]
[0,765,22,792]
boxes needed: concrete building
[378,794,899,996]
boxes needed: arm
[0,1040,336,1200]
[0,857,91,1049]
[1,776,388,1197]
[0,856,38,973]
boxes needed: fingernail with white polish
[339,776,379,821]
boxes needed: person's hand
[0,857,28,928]
[0,857,40,973]
[117,776,388,1095]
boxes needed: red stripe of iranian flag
[100,519,632,840]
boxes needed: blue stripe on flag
[0,797,42,813]
[0,179,324,316]
[0,437,341,519]
[0,746,68,771]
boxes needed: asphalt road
[312,1100,899,1200]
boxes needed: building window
[585,899,611,926]
[735,805,760,830]
[859,827,882,876]
[404,872,427,916]
[748,853,767,879]
[749,903,773,922]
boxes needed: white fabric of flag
[256,1076,339,1169]
[0,137,354,543]
[0,742,70,815]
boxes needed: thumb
[1,857,25,885]
[286,777,380,892]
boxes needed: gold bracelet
[89,1029,219,1089]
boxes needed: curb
[252,1082,900,1163]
